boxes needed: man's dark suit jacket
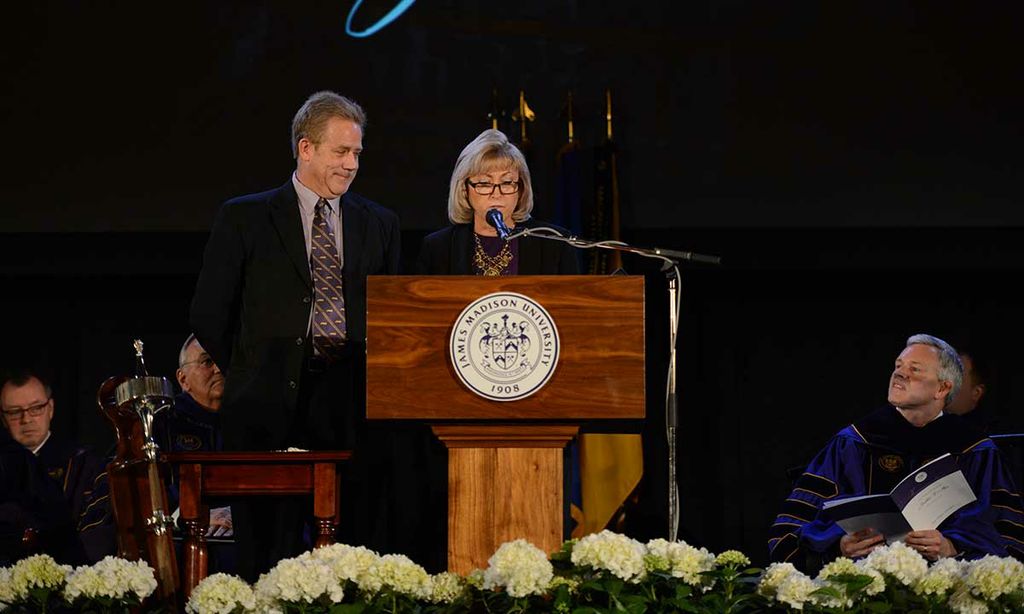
[416,219,580,274]
[190,180,400,450]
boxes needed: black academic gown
[35,434,115,562]
[0,429,82,564]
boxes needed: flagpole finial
[512,90,535,146]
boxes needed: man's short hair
[906,333,963,407]
[0,368,54,406]
[291,91,367,158]
[178,334,198,369]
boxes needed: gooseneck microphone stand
[505,225,721,541]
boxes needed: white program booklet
[821,453,976,544]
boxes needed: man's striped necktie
[310,198,346,359]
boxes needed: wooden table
[165,451,351,598]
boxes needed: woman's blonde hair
[447,129,534,224]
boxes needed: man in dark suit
[190,91,400,578]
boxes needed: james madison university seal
[449,291,560,401]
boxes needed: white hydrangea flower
[817,557,858,581]
[813,556,885,607]
[715,550,751,568]
[758,562,800,597]
[949,585,990,614]
[759,561,833,610]
[0,566,16,605]
[814,557,860,607]
[913,557,965,597]
[254,557,344,607]
[360,553,432,599]
[548,575,580,593]
[251,594,285,614]
[774,572,819,610]
[963,554,1024,601]
[306,543,379,586]
[810,580,852,610]
[645,538,715,589]
[570,531,646,583]
[186,573,256,614]
[465,568,485,589]
[428,571,465,604]
[63,566,106,602]
[850,564,886,596]
[8,554,71,600]
[482,539,554,598]
[64,556,157,603]
[860,542,928,587]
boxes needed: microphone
[485,208,512,240]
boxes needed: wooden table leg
[178,463,208,599]
[313,462,339,548]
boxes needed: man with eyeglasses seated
[0,368,115,562]
[153,334,232,541]
[1,425,80,564]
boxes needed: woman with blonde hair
[411,129,580,570]
[417,128,579,275]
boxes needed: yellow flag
[573,433,643,537]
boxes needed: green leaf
[619,593,648,608]
[810,586,843,599]
[329,603,367,613]
[602,577,626,597]
[667,599,700,613]
[674,584,693,599]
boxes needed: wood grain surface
[367,275,645,420]
[434,425,578,574]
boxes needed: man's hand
[206,506,233,538]
[840,528,885,558]
[904,529,956,561]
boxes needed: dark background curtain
[3,0,1024,565]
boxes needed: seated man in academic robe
[1,369,115,563]
[769,334,1024,570]
[154,334,230,535]
[0,425,82,564]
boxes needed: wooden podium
[366,275,644,573]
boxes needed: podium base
[432,424,579,574]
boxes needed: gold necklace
[473,233,513,276]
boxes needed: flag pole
[606,90,622,272]
[567,91,575,143]
[519,90,528,144]
[488,87,501,130]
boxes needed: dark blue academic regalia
[770,406,1024,567]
